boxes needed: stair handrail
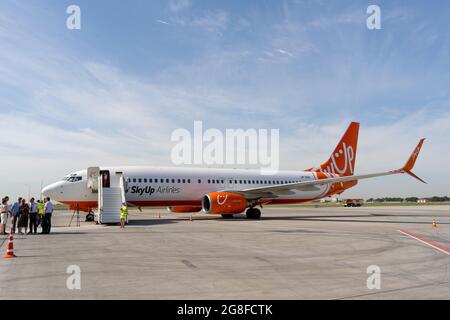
[98,175,103,212]
[119,175,127,205]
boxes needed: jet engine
[202,192,248,214]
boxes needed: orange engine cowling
[202,192,248,214]
[167,206,203,213]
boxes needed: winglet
[401,138,426,183]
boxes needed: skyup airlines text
[129,186,180,196]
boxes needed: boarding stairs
[94,172,127,224]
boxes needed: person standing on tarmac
[17,198,29,235]
[0,197,11,235]
[28,197,38,234]
[120,203,128,229]
[42,197,54,234]
[11,197,22,234]
[37,200,44,228]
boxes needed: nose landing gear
[85,211,95,222]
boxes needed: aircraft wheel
[221,214,234,219]
[246,208,261,219]
[86,213,94,222]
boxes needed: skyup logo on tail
[306,122,359,177]
[319,142,355,175]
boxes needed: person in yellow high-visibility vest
[37,200,45,228]
[120,203,128,229]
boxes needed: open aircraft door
[87,167,100,193]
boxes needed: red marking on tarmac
[398,229,450,255]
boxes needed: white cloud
[169,0,192,13]
[192,10,229,33]
[156,19,170,25]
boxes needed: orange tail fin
[306,122,360,176]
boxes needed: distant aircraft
[42,122,425,221]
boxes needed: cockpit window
[62,174,82,182]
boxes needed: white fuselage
[42,166,331,209]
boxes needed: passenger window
[149,179,153,183]
[187,179,191,183]
[166,179,169,183]
[133,178,136,183]
[177,179,181,183]
[198,179,201,184]
[239,180,242,184]
[143,178,147,183]
[221,180,224,184]
[182,179,186,183]
[172,179,175,183]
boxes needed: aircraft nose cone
[42,182,62,199]
[41,185,51,197]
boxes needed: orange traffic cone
[3,231,16,259]
[432,219,437,228]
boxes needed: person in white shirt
[28,197,38,234]
[42,197,54,234]
[0,197,11,235]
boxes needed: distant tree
[426,196,450,202]
[366,196,449,203]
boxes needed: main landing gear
[220,208,262,219]
[245,208,261,219]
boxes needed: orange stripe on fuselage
[61,200,204,212]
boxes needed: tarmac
[1,205,449,299]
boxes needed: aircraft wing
[223,139,426,199]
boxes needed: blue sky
[0,0,449,199]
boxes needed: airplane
[42,122,426,221]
